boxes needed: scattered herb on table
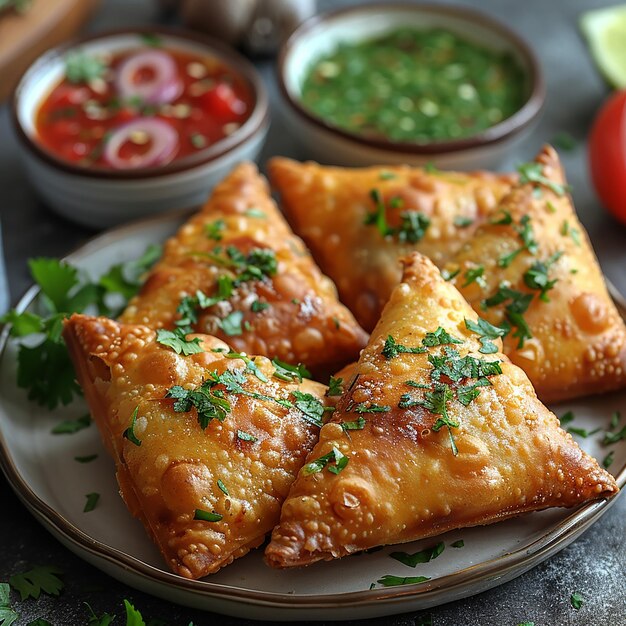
[570,592,584,610]
[51,414,91,435]
[9,566,64,601]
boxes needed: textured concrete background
[1,0,625,624]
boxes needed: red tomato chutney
[35,41,254,169]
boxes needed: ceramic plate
[1,211,625,621]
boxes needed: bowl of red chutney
[12,28,270,228]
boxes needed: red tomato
[588,90,626,225]
[200,83,246,120]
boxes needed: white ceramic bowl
[12,29,270,229]
[278,3,544,170]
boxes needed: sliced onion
[115,50,183,105]
[103,118,178,169]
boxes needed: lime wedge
[581,4,626,88]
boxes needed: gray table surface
[1,0,625,624]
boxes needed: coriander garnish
[570,592,584,610]
[205,218,226,240]
[462,265,486,288]
[122,406,142,447]
[451,539,464,548]
[303,446,349,475]
[561,219,581,246]
[483,284,534,348]
[51,414,91,435]
[454,216,474,228]
[364,189,430,243]
[272,358,311,383]
[517,162,570,196]
[327,376,344,397]
[390,542,444,567]
[237,430,258,442]
[603,450,615,469]
[351,402,390,414]
[523,252,563,301]
[217,479,229,496]
[84,492,100,513]
[194,509,223,522]
[341,417,366,431]
[220,311,244,336]
[376,575,430,587]
[9,565,64,601]
[156,327,204,355]
[382,335,426,359]
[464,317,507,354]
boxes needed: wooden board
[0,0,100,102]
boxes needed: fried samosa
[63,313,332,579]
[447,145,626,402]
[269,157,514,331]
[265,253,617,569]
[121,162,368,377]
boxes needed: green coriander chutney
[300,28,527,143]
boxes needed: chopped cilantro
[122,406,142,447]
[84,492,100,513]
[217,479,229,496]
[376,575,430,587]
[341,417,366,431]
[552,132,576,152]
[364,189,391,237]
[483,284,534,348]
[497,215,538,268]
[236,430,257,442]
[454,216,474,228]
[85,602,115,626]
[364,189,430,242]
[603,450,615,469]
[567,426,600,438]
[156,327,204,355]
[464,317,507,354]
[140,32,162,47]
[559,411,575,426]
[561,220,581,246]
[602,426,626,445]
[205,219,226,241]
[609,411,621,430]
[523,252,563,301]
[194,509,223,522]
[166,381,231,430]
[292,390,328,427]
[490,210,513,225]
[74,454,98,463]
[451,539,464,548]
[51,414,91,435]
[382,335,426,359]
[220,311,244,336]
[0,582,18,626]
[442,267,460,281]
[462,266,486,288]
[390,542,444,567]
[251,300,270,313]
[378,170,396,180]
[327,376,344,397]
[422,327,463,347]
[65,51,106,84]
[272,358,311,383]
[424,162,439,173]
[518,162,570,196]
[351,402,390,414]
[244,208,266,218]
[123,600,146,626]
[570,592,584,610]
[9,566,64,601]
[303,446,349,475]
[223,350,268,382]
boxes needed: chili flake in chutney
[35,35,254,169]
[301,28,527,144]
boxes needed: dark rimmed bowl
[278,3,544,169]
[11,28,270,228]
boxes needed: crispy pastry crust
[448,145,626,402]
[265,253,618,569]
[121,162,368,377]
[269,157,514,331]
[63,314,328,579]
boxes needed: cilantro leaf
[84,602,115,626]
[220,311,244,336]
[327,376,343,397]
[570,592,583,610]
[518,162,570,196]
[292,390,327,427]
[451,539,464,548]
[0,310,43,336]
[464,317,507,354]
[123,599,146,626]
[236,430,257,442]
[390,542,444,567]
[65,52,106,84]
[156,327,204,356]
[166,382,231,430]
[217,479,229,496]
[603,450,615,469]
[303,446,349,475]
[271,358,311,383]
[559,411,575,426]
[251,300,270,313]
[74,454,98,463]
[205,219,226,241]
[9,566,64,601]
[194,509,223,522]
[0,583,18,626]
[483,284,534,348]
[382,335,426,359]
[422,327,462,347]
[376,575,430,587]
[28,258,78,312]
[51,414,91,435]
[123,406,142,447]
[341,417,366,431]
[462,266,486,288]
[224,351,268,382]
[397,211,430,244]
[352,402,390,414]
[84,492,100,513]
[454,216,474,228]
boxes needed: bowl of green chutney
[278,3,544,169]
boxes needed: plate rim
[0,209,625,612]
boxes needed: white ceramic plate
[1,211,625,621]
